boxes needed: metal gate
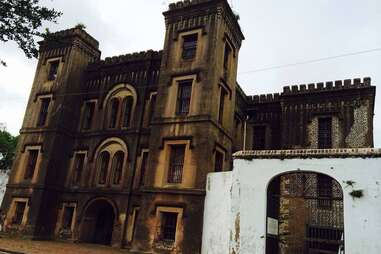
[266,172,344,254]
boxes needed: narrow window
[182,34,198,60]
[218,88,226,124]
[214,151,224,172]
[62,206,75,230]
[98,151,110,185]
[24,149,39,180]
[167,145,185,184]
[176,80,192,116]
[317,174,333,208]
[48,60,59,81]
[13,201,26,225]
[253,126,266,150]
[112,151,124,185]
[37,98,51,127]
[72,153,85,185]
[149,94,157,124]
[318,117,332,149]
[223,43,232,71]
[160,212,178,242]
[82,102,95,130]
[139,151,149,186]
[122,96,133,128]
[109,98,119,128]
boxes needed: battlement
[282,77,372,95]
[168,0,212,11]
[90,50,162,67]
[46,27,99,49]
[247,93,280,104]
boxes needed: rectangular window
[218,88,226,124]
[317,174,333,208]
[182,34,198,60]
[82,102,95,130]
[24,149,39,180]
[13,201,26,225]
[48,60,59,81]
[37,98,51,127]
[161,212,178,242]
[149,94,157,124]
[223,43,232,70]
[253,126,266,150]
[62,206,75,230]
[176,80,192,116]
[318,117,332,149]
[72,154,85,185]
[139,151,149,186]
[167,145,185,184]
[214,151,224,172]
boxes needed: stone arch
[265,170,344,254]
[79,197,118,245]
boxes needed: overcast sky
[0,0,380,146]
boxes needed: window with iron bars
[214,150,224,172]
[37,98,51,127]
[160,212,178,242]
[167,145,185,184]
[48,60,59,81]
[13,201,26,225]
[82,102,95,130]
[317,174,333,209]
[318,117,332,149]
[176,81,192,116]
[252,126,266,150]
[182,34,198,60]
[72,153,85,185]
[24,149,38,180]
[62,206,74,230]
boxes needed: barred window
[160,212,178,242]
[48,60,59,81]
[218,88,226,124]
[13,201,26,225]
[98,151,110,185]
[72,154,85,185]
[182,34,198,60]
[139,151,149,186]
[111,151,124,185]
[214,151,224,172]
[176,81,192,116]
[149,94,157,124]
[253,126,266,150]
[122,96,133,128]
[318,117,332,149]
[167,145,185,184]
[62,206,74,230]
[317,174,333,208]
[109,98,119,128]
[24,149,38,180]
[82,102,95,130]
[37,98,51,127]
[223,43,232,70]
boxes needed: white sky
[0,0,380,146]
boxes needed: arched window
[122,96,134,128]
[98,151,110,184]
[111,151,124,185]
[109,98,119,128]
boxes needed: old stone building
[0,0,375,253]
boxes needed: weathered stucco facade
[0,0,376,253]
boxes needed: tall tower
[1,28,100,238]
[132,0,244,253]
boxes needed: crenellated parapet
[247,93,280,104]
[89,50,162,67]
[168,0,211,10]
[282,77,372,95]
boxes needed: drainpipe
[243,115,248,151]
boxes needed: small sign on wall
[267,217,279,236]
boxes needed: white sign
[267,217,279,235]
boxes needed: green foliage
[0,128,18,170]
[0,0,62,66]
[75,23,86,30]
[349,189,364,199]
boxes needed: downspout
[243,115,248,151]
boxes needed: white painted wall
[202,154,381,254]
[0,170,9,205]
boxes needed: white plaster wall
[203,157,381,254]
[0,170,10,204]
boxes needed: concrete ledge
[233,148,381,160]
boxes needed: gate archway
[266,172,344,254]
[80,199,116,245]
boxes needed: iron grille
[167,145,185,184]
[318,117,332,149]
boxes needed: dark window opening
[218,88,227,124]
[24,149,38,180]
[317,174,333,208]
[176,81,192,116]
[122,96,133,128]
[223,43,232,71]
[109,98,119,128]
[72,153,85,185]
[149,94,157,124]
[98,151,110,185]
[318,117,332,149]
[37,98,51,127]
[139,151,149,186]
[253,126,266,150]
[48,60,59,81]
[62,206,75,230]
[214,151,224,172]
[182,34,198,60]
[132,209,139,242]
[160,212,178,242]
[167,145,185,184]
[82,102,95,130]
[13,201,26,225]
[112,151,124,185]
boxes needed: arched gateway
[266,172,344,254]
[79,199,116,245]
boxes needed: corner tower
[132,0,244,253]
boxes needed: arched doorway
[266,172,344,254]
[80,199,116,245]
